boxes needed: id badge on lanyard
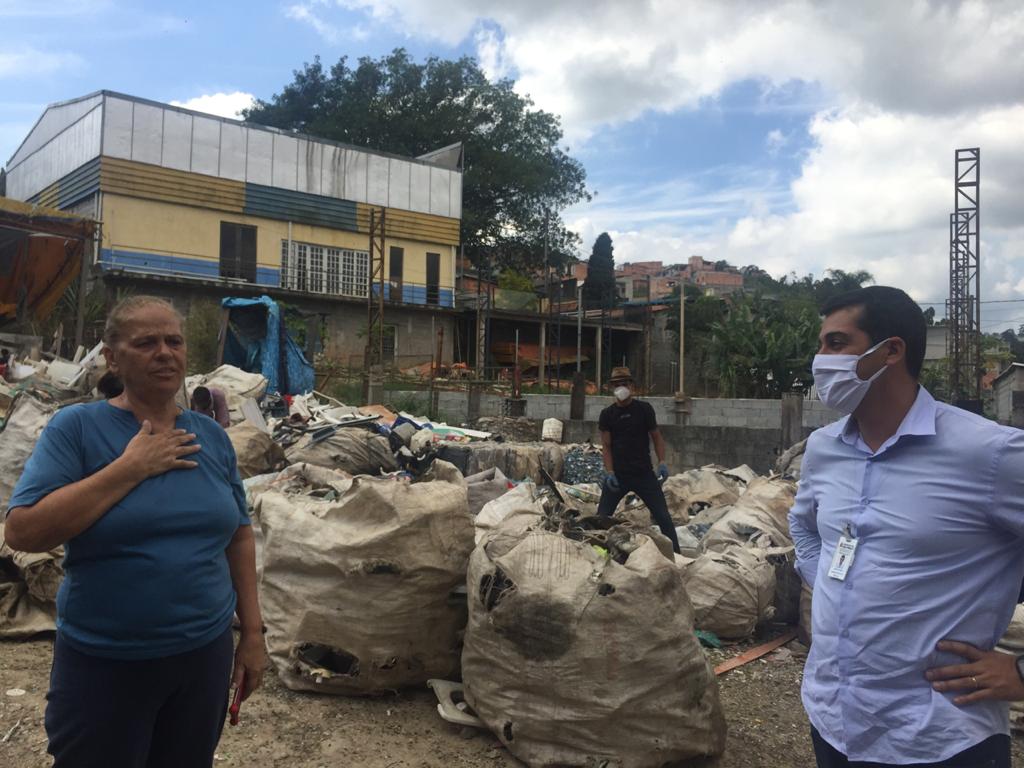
[828,523,859,581]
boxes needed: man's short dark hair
[821,286,927,378]
[193,385,212,409]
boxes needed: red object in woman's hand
[229,679,243,726]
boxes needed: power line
[982,315,1024,331]
[916,299,1024,306]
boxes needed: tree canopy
[708,293,821,398]
[244,49,589,272]
[582,233,616,309]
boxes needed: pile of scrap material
[0,525,61,638]
[0,341,108,510]
[775,438,807,480]
[434,441,563,484]
[665,465,800,640]
[562,444,605,485]
[255,461,474,695]
[461,482,726,767]
[473,416,539,443]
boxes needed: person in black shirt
[597,366,680,553]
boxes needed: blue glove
[603,472,620,492]
[657,463,669,482]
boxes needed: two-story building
[3,91,463,368]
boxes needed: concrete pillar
[781,391,804,450]
[468,383,482,422]
[673,394,689,426]
[365,377,384,406]
[570,371,586,421]
[595,325,602,393]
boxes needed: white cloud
[285,3,347,44]
[297,1,1024,141]
[170,92,256,119]
[288,1,1024,324]
[0,48,82,78]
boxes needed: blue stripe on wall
[100,248,281,285]
[244,183,359,231]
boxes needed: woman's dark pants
[45,627,234,768]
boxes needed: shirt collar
[824,386,937,449]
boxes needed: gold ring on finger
[972,676,979,688]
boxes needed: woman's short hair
[103,296,184,345]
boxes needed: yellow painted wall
[101,193,454,288]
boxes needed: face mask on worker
[614,385,631,402]
[812,339,891,415]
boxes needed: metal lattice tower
[365,207,386,371]
[946,148,981,404]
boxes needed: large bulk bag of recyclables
[257,462,473,695]
[461,488,726,767]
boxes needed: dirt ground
[2,628,1023,768]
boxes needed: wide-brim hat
[609,366,633,383]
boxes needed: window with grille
[220,222,257,282]
[326,248,340,294]
[281,239,368,299]
[309,246,324,294]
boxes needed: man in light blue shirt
[791,286,1024,767]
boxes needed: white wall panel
[449,172,462,217]
[130,103,163,165]
[9,93,102,168]
[246,128,273,185]
[297,139,322,195]
[272,133,298,191]
[344,150,368,202]
[388,159,411,210]
[409,163,431,213]
[6,107,102,200]
[366,154,389,205]
[161,109,192,171]
[321,145,345,198]
[190,116,220,176]
[102,96,133,160]
[429,168,451,217]
[219,122,246,181]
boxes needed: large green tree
[243,49,589,272]
[582,233,616,309]
[708,293,820,398]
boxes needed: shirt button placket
[837,457,870,744]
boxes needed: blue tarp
[221,295,315,395]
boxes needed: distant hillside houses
[614,256,743,302]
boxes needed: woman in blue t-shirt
[5,295,265,768]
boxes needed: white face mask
[812,339,890,414]
[614,385,631,402]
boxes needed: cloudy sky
[3,0,1024,330]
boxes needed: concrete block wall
[386,390,840,432]
[562,420,784,474]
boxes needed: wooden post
[73,236,91,351]
[781,391,804,451]
[678,291,685,396]
[215,307,230,366]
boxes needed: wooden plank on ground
[714,629,798,676]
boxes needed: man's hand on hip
[925,640,1024,705]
